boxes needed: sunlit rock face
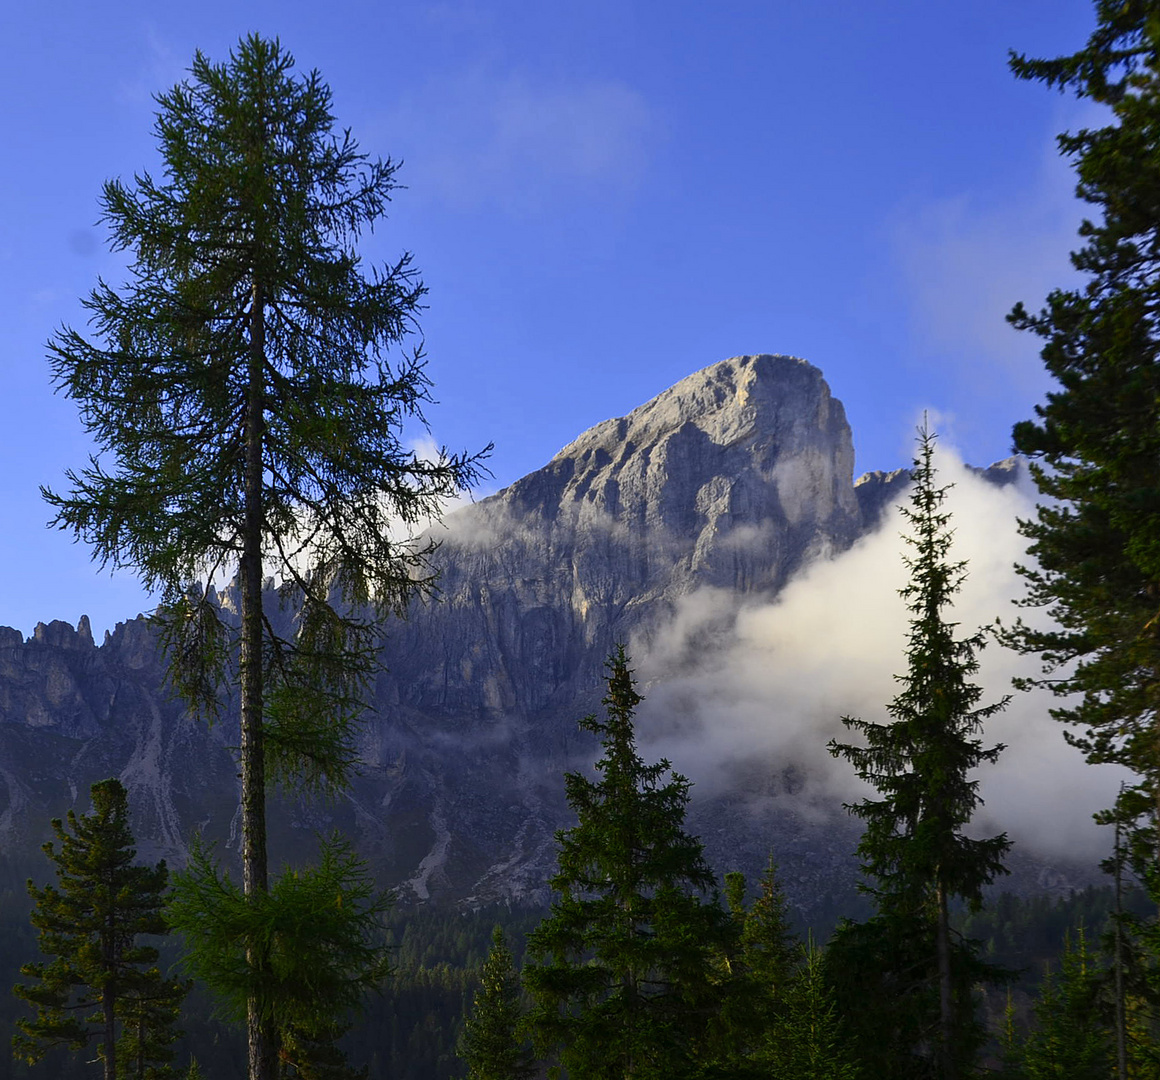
[0,355,1055,916]
[384,355,862,717]
[350,354,870,905]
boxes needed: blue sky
[1,0,1097,636]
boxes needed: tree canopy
[830,424,1009,1078]
[524,647,732,1079]
[14,779,188,1080]
[43,33,485,1080]
[1004,0,1160,894]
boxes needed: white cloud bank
[633,443,1128,865]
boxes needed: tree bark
[102,918,115,1080]
[1114,803,1127,1079]
[936,882,956,1080]
[242,277,276,1080]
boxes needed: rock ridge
[0,356,1057,913]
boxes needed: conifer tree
[1019,928,1114,1080]
[279,1021,368,1080]
[41,34,484,1080]
[523,647,733,1080]
[1003,0,1160,916]
[741,856,797,1004]
[829,423,1010,1079]
[998,991,1024,1080]
[711,861,799,1076]
[165,832,390,1077]
[458,926,535,1080]
[775,939,859,1080]
[13,778,188,1080]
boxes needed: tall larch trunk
[936,880,956,1080]
[102,916,116,1080]
[242,277,276,1080]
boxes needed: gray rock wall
[0,354,1050,915]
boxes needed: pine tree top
[829,423,1010,915]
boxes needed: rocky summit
[387,354,861,720]
[0,355,1050,918]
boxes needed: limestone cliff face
[326,354,870,904]
[0,617,238,867]
[380,354,862,721]
[0,354,1050,913]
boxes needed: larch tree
[42,34,484,1080]
[13,778,188,1080]
[1003,0,1160,912]
[523,647,733,1080]
[828,423,1010,1080]
[164,833,391,1077]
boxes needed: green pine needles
[524,646,733,1080]
[1003,0,1160,901]
[165,833,391,1035]
[830,425,1010,916]
[458,926,535,1080]
[14,779,188,1080]
[829,423,1010,1079]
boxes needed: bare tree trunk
[936,882,957,1080]
[242,278,276,1080]
[102,921,116,1080]
[1115,799,1127,1078]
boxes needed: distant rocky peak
[552,353,842,465]
[30,616,95,650]
[492,354,858,544]
[429,355,864,641]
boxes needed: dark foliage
[829,424,1010,1077]
[524,647,733,1079]
[458,927,535,1080]
[1004,0,1160,900]
[41,33,485,1079]
[12,780,188,1080]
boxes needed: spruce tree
[458,926,535,1080]
[1003,0,1160,915]
[775,939,859,1080]
[998,991,1024,1080]
[13,779,188,1080]
[710,861,799,1077]
[41,34,484,1080]
[523,647,733,1080]
[829,423,1010,1079]
[741,856,797,1005]
[1019,929,1114,1080]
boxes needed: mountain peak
[552,353,833,463]
[487,353,858,556]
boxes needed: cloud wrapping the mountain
[634,446,1128,864]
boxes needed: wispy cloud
[114,25,189,106]
[888,105,1106,419]
[891,150,1079,390]
[381,67,658,213]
